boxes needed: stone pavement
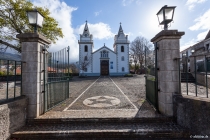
[11,75,191,140]
[38,75,162,119]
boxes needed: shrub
[0,71,7,76]
[147,76,155,81]
[124,74,133,77]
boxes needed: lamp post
[26,9,44,33]
[129,56,132,73]
[157,5,176,30]
[134,57,137,74]
[57,61,59,74]
[145,46,147,69]
[67,46,70,78]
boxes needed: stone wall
[0,96,28,140]
[174,95,210,136]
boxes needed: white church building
[78,21,130,76]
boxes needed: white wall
[79,44,93,73]
[92,47,117,74]
[109,50,117,73]
[92,51,100,73]
[116,44,129,73]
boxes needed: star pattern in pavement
[88,96,116,105]
[83,96,121,108]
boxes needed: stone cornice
[16,33,51,45]
[78,41,93,44]
[151,30,185,43]
[113,42,129,48]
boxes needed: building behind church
[78,22,130,76]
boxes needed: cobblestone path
[65,76,137,110]
[38,75,161,118]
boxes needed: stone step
[181,73,195,83]
[181,80,195,83]
[181,78,195,82]
[26,117,174,125]
[11,118,190,139]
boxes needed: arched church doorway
[101,60,109,75]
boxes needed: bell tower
[113,23,130,73]
[78,21,94,74]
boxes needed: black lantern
[26,9,44,33]
[157,5,176,30]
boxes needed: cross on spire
[118,22,124,37]
[83,20,90,36]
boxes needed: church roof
[92,44,116,54]
[205,30,210,40]
[82,20,90,36]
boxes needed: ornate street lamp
[157,5,176,30]
[26,9,44,33]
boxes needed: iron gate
[145,43,158,110]
[43,46,70,112]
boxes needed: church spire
[205,30,210,40]
[83,20,90,36]
[118,22,125,37]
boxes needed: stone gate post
[151,30,184,116]
[17,33,51,118]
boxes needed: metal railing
[145,43,158,110]
[44,47,70,111]
[0,59,23,104]
[180,54,210,98]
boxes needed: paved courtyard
[181,82,210,98]
[39,75,162,118]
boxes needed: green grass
[147,76,155,81]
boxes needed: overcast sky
[32,0,210,62]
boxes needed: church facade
[78,22,130,76]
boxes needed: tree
[0,0,63,53]
[69,63,78,73]
[79,53,90,76]
[130,36,153,69]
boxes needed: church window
[101,50,108,58]
[121,56,124,61]
[84,68,87,72]
[122,67,125,72]
[85,45,88,52]
[84,56,87,61]
[121,46,124,52]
